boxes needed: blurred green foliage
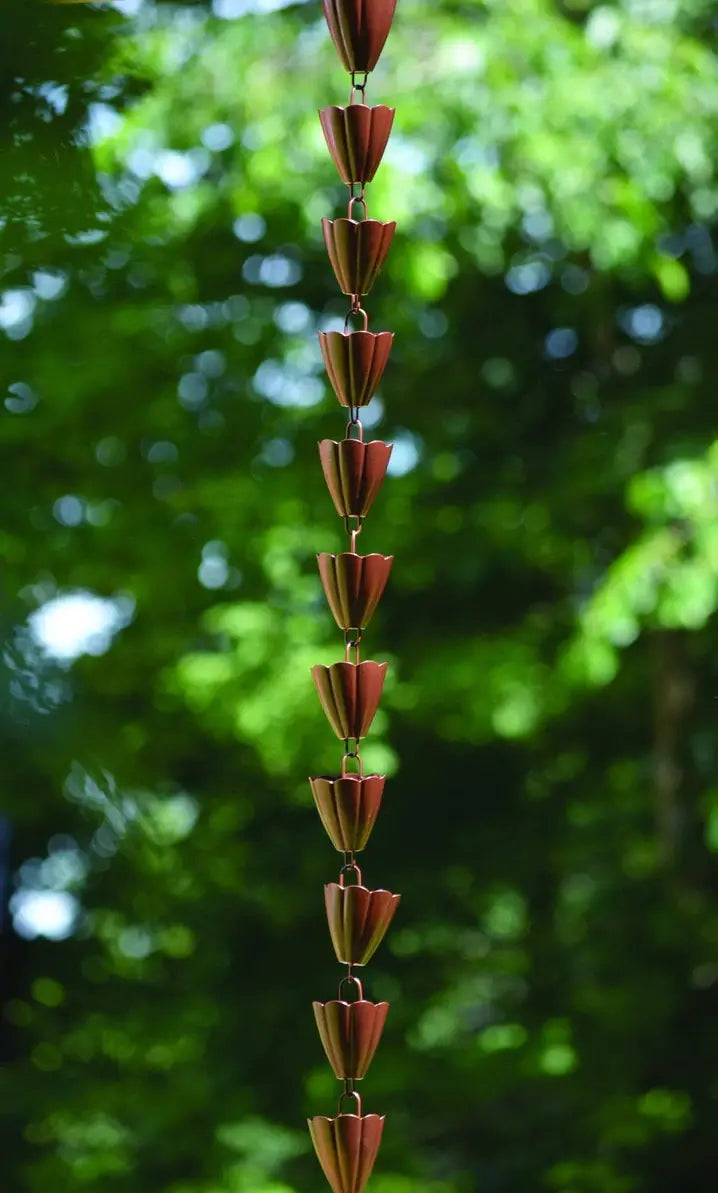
[1,0,718,1191]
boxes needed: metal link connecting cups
[309,4,400,1192]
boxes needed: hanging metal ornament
[308,3,400,1191]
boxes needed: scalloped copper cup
[322,0,398,72]
[312,660,387,741]
[319,330,393,408]
[308,1112,385,1193]
[309,774,385,852]
[319,104,395,186]
[319,439,393,519]
[322,218,396,296]
[317,553,393,631]
[313,997,390,1079]
[325,882,400,965]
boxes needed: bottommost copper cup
[308,1112,385,1193]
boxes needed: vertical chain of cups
[307,4,400,1193]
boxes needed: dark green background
[2,1,718,1191]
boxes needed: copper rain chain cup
[319,330,394,408]
[325,880,401,966]
[309,2,401,1189]
[319,438,393,520]
[309,774,385,852]
[319,105,395,186]
[322,218,396,296]
[317,552,393,631]
[313,988,390,1079]
[312,661,387,741]
[322,0,398,72]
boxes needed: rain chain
[307,3,400,1193]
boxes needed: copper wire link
[347,191,368,221]
[338,860,362,886]
[341,750,363,778]
[344,635,361,663]
[338,1088,362,1115]
[337,973,364,1001]
[342,735,361,760]
[348,519,362,554]
[349,70,369,106]
[344,299,368,333]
